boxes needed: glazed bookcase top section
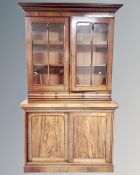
[18,3,123,13]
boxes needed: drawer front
[69,112,113,163]
[27,112,68,163]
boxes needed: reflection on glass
[32,23,47,40]
[77,23,92,43]
[76,23,108,86]
[77,66,90,85]
[32,23,64,85]
[93,24,108,43]
[49,66,64,86]
[76,23,92,85]
[33,65,48,85]
[49,24,64,43]
[92,65,107,86]
[49,45,64,65]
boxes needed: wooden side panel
[28,113,67,162]
[69,112,113,163]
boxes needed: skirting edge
[24,163,114,173]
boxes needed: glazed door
[68,112,113,163]
[26,17,69,92]
[28,113,68,162]
[71,17,114,91]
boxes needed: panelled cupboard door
[27,113,68,162]
[68,112,113,163]
[71,17,114,91]
[26,17,69,92]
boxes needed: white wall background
[0,0,140,175]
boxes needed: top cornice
[18,3,123,13]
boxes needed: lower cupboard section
[25,111,114,172]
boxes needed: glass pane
[32,23,64,86]
[32,23,48,85]
[76,23,92,43]
[92,66,107,86]
[91,47,107,86]
[32,23,47,40]
[49,66,64,85]
[33,65,48,85]
[49,45,64,65]
[93,24,108,42]
[76,45,91,85]
[48,24,64,85]
[49,24,64,43]
[76,23,92,85]
[92,24,108,86]
[77,66,90,85]
[76,23,108,87]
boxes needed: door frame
[70,16,114,91]
[26,17,69,92]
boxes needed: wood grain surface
[19,2,122,172]
[69,112,111,163]
[73,116,106,160]
[28,113,67,162]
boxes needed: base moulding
[24,163,114,173]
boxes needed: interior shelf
[33,40,64,45]
[77,64,106,74]
[77,64,106,67]
[77,41,107,47]
[34,64,64,67]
